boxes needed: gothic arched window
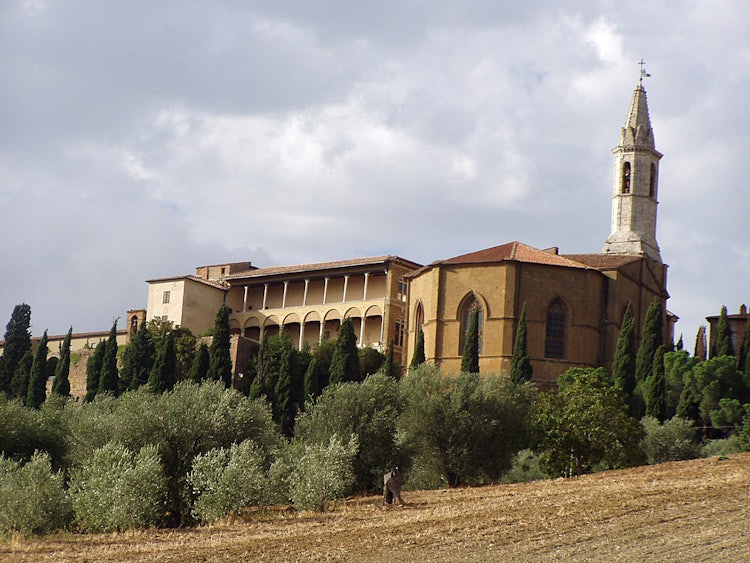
[544,298,566,359]
[458,295,483,355]
[649,163,657,198]
[621,161,631,194]
[414,302,424,347]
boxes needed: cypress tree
[645,345,667,421]
[329,318,361,384]
[188,341,210,383]
[303,356,320,402]
[84,340,106,402]
[148,331,177,394]
[694,325,707,361]
[249,335,270,400]
[409,328,426,370]
[510,304,533,384]
[676,334,684,351]
[207,304,233,387]
[612,303,637,396]
[635,297,664,384]
[739,314,750,374]
[0,303,32,395]
[98,321,120,397]
[27,330,49,409]
[712,305,734,359]
[120,322,155,391]
[380,338,397,378]
[10,350,33,405]
[303,337,335,401]
[51,327,73,397]
[272,331,296,437]
[461,306,480,374]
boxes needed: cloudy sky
[1,1,748,345]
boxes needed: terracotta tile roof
[223,255,422,281]
[440,241,591,269]
[562,253,643,270]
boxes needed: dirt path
[3,453,749,562]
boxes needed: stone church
[136,80,671,385]
[403,81,671,386]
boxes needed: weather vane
[638,58,651,85]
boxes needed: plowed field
[3,453,749,562]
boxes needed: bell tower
[602,74,663,262]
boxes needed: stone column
[359,316,366,347]
[323,277,329,304]
[262,283,269,309]
[363,272,370,300]
[243,286,248,312]
[342,275,349,303]
[282,281,289,308]
[303,279,309,306]
[299,322,305,350]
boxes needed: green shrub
[640,416,700,464]
[288,434,358,512]
[65,381,282,525]
[295,373,403,493]
[189,440,271,523]
[535,368,643,477]
[69,442,166,532]
[701,435,745,457]
[501,449,550,484]
[398,366,535,486]
[0,452,72,536]
[0,395,69,470]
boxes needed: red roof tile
[441,241,591,269]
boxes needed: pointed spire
[621,84,655,149]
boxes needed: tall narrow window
[395,318,405,346]
[544,298,566,359]
[162,290,171,304]
[649,163,656,197]
[415,303,424,333]
[414,303,425,349]
[458,295,483,355]
[621,162,631,194]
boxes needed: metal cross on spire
[638,58,652,85]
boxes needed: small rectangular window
[163,291,171,304]
[161,315,168,322]
[397,280,408,302]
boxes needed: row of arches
[229,305,386,350]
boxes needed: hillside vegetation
[4,453,749,562]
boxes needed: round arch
[365,304,383,317]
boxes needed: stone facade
[603,84,662,262]
[145,256,420,370]
[404,244,669,387]
[403,83,671,387]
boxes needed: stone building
[136,81,671,383]
[145,256,421,370]
[706,304,748,357]
[403,82,671,386]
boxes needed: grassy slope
[3,453,750,562]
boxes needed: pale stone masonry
[603,84,663,262]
